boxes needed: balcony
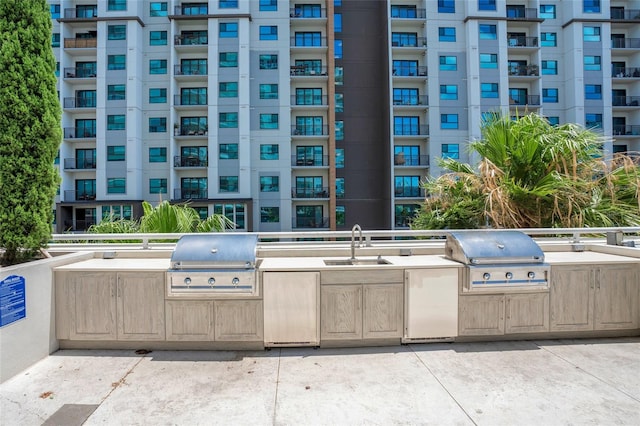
[175,34,208,46]
[393,125,429,136]
[508,64,539,76]
[175,126,208,137]
[291,155,329,167]
[506,7,538,20]
[292,187,330,199]
[392,66,428,77]
[63,158,96,170]
[292,217,329,229]
[64,190,96,202]
[613,96,640,107]
[174,64,207,76]
[173,156,208,168]
[394,154,429,167]
[63,38,97,49]
[509,95,541,106]
[63,67,96,79]
[172,5,208,16]
[613,125,640,136]
[291,95,328,107]
[290,65,328,76]
[289,7,327,18]
[64,127,96,139]
[174,95,207,108]
[63,97,96,109]
[291,125,329,136]
[507,36,538,48]
[62,7,97,19]
[611,38,640,49]
[611,9,640,20]
[612,67,640,78]
[391,37,427,48]
[390,8,426,19]
[393,95,429,106]
[290,37,327,48]
[174,189,208,200]
[394,187,425,198]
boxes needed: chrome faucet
[351,224,363,260]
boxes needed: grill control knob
[505,272,513,280]
[482,272,491,281]
[208,277,216,285]
[232,277,240,285]
[527,271,536,279]
[184,277,192,285]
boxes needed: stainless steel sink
[324,258,392,266]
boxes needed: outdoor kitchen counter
[544,251,640,264]
[54,258,170,271]
[259,254,463,271]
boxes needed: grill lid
[445,230,544,265]
[170,234,258,270]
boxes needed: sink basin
[324,258,392,266]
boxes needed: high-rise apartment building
[50,0,640,232]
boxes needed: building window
[50,4,60,18]
[392,59,419,76]
[260,144,279,160]
[259,26,278,40]
[52,33,60,47]
[181,88,207,105]
[547,116,560,126]
[107,178,126,194]
[440,114,459,129]
[219,0,238,8]
[439,55,457,71]
[107,115,125,130]
[296,88,323,105]
[260,114,279,129]
[539,5,556,19]
[392,32,418,47]
[180,59,207,75]
[219,52,238,67]
[220,176,239,192]
[181,177,207,199]
[478,0,496,11]
[149,117,167,133]
[584,56,601,71]
[336,148,344,168]
[335,120,344,140]
[395,204,419,227]
[149,88,166,103]
[259,54,278,70]
[219,82,238,98]
[583,0,600,13]
[585,84,602,99]
[334,39,343,59]
[149,147,166,162]
[75,119,96,138]
[479,53,498,68]
[438,27,456,42]
[219,22,238,38]
[335,66,343,85]
[107,85,125,100]
[149,59,167,74]
[479,24,497,40]
[214,203,245,229]
[149,178,167,194]
[181,116,208,135]
[395,145,420,166]
[108,55,126,70]
[260,176,279,192]
[442,144,459,159]
[261,207,279,223]
[585,113,602,128]
[542,88,558,103]
[108,25,126,40]
[108,0,127,11]
[438,0,455,13]
[259,0,277,11]
[259,84,278,99]
[150,2,168,16]
[394,116,420,135]
[391,5,418,18]
[583,26,601,42]
[219,144,238,159]
[107,146,125,161]
[481,83,499,98]
[335,93,344,112]
[102,205,132,220]
[295,32,322,47]
[219,112,238,128]
[394,176,421,198]
[440,85,458,100]
[150,31,167,45]
[334,13,342,32]
[541,60,558,75]
[541,32,557,47]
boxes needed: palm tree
[412,112,640,229]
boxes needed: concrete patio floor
[1,337,639,425]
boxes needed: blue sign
[0,275,26,327]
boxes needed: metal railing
[393,95,428,106]
[290,36,327,47]
[391,37,427,48]
[64,127,96,139]
[173,188,208,200]
[175,34,208,46]
[175,126,208,136]
[174,64,207,75]
[291,95,328,106]
[506,7,537,19]
[612,67,640,78]
[508,64,539,76]
[611,38,640,49]
[509,94,541,106]
[289,7,327,18]
[611,9,640,20]
[394,154,429,166]
[63,158,96,170]
[63,97,96,109]
[290,65,328,76]
[391,8,426,19]
[393,125,429,136]
[392,66,427,77]
[613,96,640,107]
[291,187,330,199]
[507,36,538,47]
[291,217,330,229]
[613,125,640,136]
[63,8,97,19]
[174,95,207,106]
[63,67,96,78]
[291,155,329,167]
[291,124,329,136]
[173,156,208,167]
[63,190,96,202]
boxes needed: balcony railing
[63,158,96,170]
[64,190,96,201]
[173,156,208,167]
[393,125,429,136]
[509,95,541,106]
[63,67,96,78]
[175,126,208,136]
[391,8,426,19]
[507,36,538,47]
[175,34,208,46]
[63,97,96,109]
[392,66,428,77]
[64,38,97,48]
[291,155,329,166]
[291,95,328,106]
[394,187,425,198]
[393,95,428,106]
[292,217,329,229]
[611,38,640,49]
[174,189,208,200]
[292,187,329,199]
[291,37,327,47]
[611,9,640,20]
[613,125,640,136]
[63,8,97,19]
[508,64,539,76]
[289,7,327,18]
[291,125,329,136]
[174,95,207,107]
[290,65,328,76]
[174,64,207,75]
[64,127,96,139]
[173,5,209,16]
[391,37,427,48]
[506,8,537,19]
[394,154,429,166]
[613,67,640,78]
[613,96,640,107]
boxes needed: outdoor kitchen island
[52,243,640,350]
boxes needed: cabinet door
[363,284,403,338]
[214,300,263,341]
[595,265,639,330]
[263,272,319,345]
[320,285,362,340]
[69,272,117,340]
[505,293,549,334]
[165,300,214,341]
[550,266,594,331]
[117,273,165,340]
[459,295,504,336]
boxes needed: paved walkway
[1,337,639,425]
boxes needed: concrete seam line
[272,348,282,426]
[99,355,147,405]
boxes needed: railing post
[143,237,149,249]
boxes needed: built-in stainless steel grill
[167,234,259,297]
[444,231,549,291]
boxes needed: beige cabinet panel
[69,272,117,340]
[550,266,594,331]
[505,293,549,334]
[55,272,72,340]
[117,273,165,340]
[321,285,362,340]
[459,295,504,336]
[595,265,639,330]
[214,300,263,341]
[165,300,214,341]
[363,284,403,338]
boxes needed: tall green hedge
[0,0,61,265]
